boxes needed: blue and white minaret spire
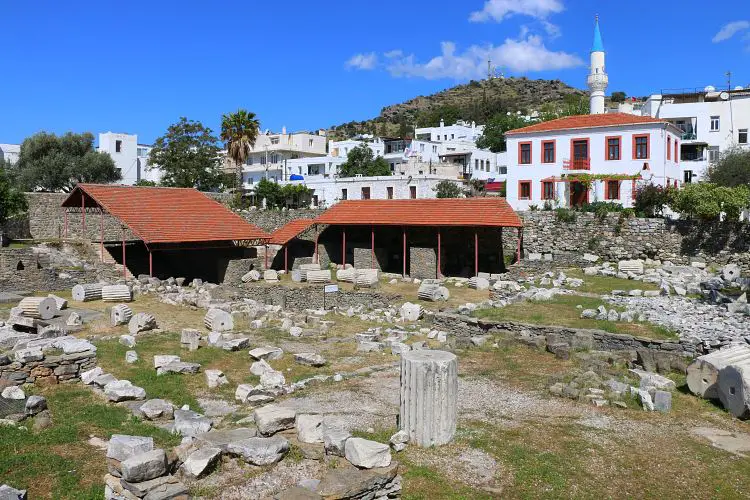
[587,15,608,115]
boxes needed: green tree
[434,180,463,198]
[475,113,532,152]
[0,165,27,224]
[220,109,260,190]
[254,178,281,208]
[149,118,224,190]
[13,132,120,192]
[611,91,627,103]
[134,179,157,187]
[464,178,487,197]
[669,183,750,221]
[706,148,750,187]
[339,143,391,177]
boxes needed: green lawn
[475,295,677,340]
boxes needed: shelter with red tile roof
[61,184,270,281]
[270,199,523,278]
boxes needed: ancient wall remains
[516,212,750,272]
[0,347,97,387]
[431,312,699,373]
[238,284,398,311]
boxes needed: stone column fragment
[399,350,457,447]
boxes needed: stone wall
[0,347,97,387]
[432,312,698,373]
[237,208,325,233]
[409,247,437,279]
[238,284,399,311]
[517,212,750,272]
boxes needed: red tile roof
[314,199,522,228]
[62,184,270,245]
[506,113,669,135]
[269,219,317,245]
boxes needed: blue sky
[2,0,748,145]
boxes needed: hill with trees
[328,77,590,139]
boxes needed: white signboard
[324,284,339,293]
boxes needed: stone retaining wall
[0,349,97,387]
[517,211,750,272]
[237,209,325,233]
[431,312,699,373]
[239,284,398,311]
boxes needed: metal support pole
[81,196,86,237]
[314,232,319,264]
[99,209,104,262]
[474,231,479,277]
[516,227,522,263]
[371,226,374,269]
[341,229,346,266]
[402,227,407,277]
[284,246,288,273]
[437,229,441,279]
[121,227,126,279]
[149,250,153,277]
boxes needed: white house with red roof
[505,113,683,210]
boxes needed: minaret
[587,16,608,115]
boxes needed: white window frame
[710,116,720,132]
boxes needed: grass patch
[0,385,178,498]
[543,268,660,295]
[474,295,677,340]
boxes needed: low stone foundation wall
[431,312,699,373]
[0,349,97,387]
[239,284,399,311]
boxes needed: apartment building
[98,132,160,185]
[640,87,750,183]
[239,128,328,185]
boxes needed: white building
[285,174,458,208]
[0,143,20,165]
[98,132,160,185]
[240,128,327,185]
[640,87,750,183]
[505,113,683,210]
[415,120,484,143]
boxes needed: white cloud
[384,49,404,59]
[345,52,378,70]
[712,20,750,43]
[469,0,564,23]
[541,20,561,39]
[385,36,583,80]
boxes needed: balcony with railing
[563,158,591,171]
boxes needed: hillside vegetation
[329,77,587,139]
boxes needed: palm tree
[220,109,260,192]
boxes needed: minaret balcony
[587,73,609,90]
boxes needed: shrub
[635,183,674,217]
[668,183,750,221]
[554,207,577,223]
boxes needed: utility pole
[726,71,732,91]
